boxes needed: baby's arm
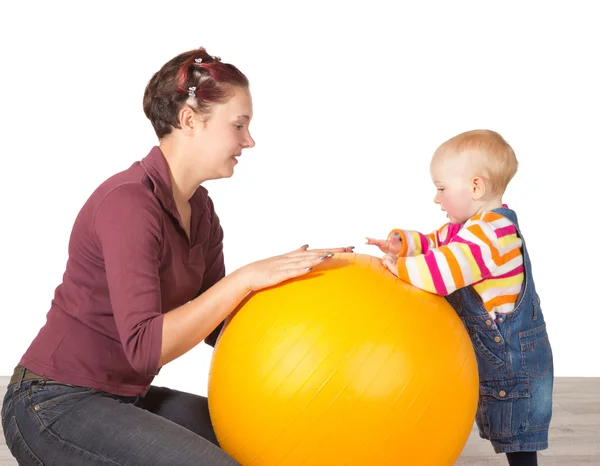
[386,214,523,296]
[387,223,451,257]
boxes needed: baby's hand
[365,232,402,255]
[381,253,399,277]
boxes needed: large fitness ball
[208,253,478,465]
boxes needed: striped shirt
[389,211,523,318]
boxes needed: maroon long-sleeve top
[20,147,225,396]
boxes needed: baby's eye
[234,124,244,130]
[437,188,445,192]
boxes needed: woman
[1,47,352,466]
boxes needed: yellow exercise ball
[208,253,478,466]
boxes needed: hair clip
[188,86,197,98]
[212,55,221,62]
[194,58,202,65]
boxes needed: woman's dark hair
[143,47,249,138]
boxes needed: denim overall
[445,207,553,453]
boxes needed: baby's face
[430,152,479,224]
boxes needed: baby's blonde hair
[435,129,518,196]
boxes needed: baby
[367,130,553,466]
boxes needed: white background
[1,1,598,395]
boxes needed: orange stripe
[494,246,521,266]
[482,212,504,222]
[468,224,502,263]
[388,229,409,256]
[439,246,465,289]
[484,294,519,311]
[426,232,437,248]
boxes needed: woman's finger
[283,249,331,259]
[301,247,352,256]
[319,246,355,253]
[284,246,353,258]
[278,254,336,271]
[274,266,315,283]
[271,254,334,272]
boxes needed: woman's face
[193,86,255,180]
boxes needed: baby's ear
[471,176,486,200]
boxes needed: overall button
[494,336,501,343]
[497,317,504,323]
[499,390,506,397]
[486,319,492,326]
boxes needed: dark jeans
[1,375,239,465]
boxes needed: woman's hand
[237,244,354,292]
[365,232,402,255]
[161,244,352,365]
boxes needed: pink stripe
[424,253,448,295]
[495,225,517,238]
[444,223,462,245]
[454,237,492,278]
[419,233,429,254]
[495,265,524,279]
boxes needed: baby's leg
[506,451,537,465]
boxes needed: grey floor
[0,377,598,465]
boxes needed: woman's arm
[159,268,248,367]
[159,246,348,367]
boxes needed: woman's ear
[178,106,199,133]
[472,176,486,200]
